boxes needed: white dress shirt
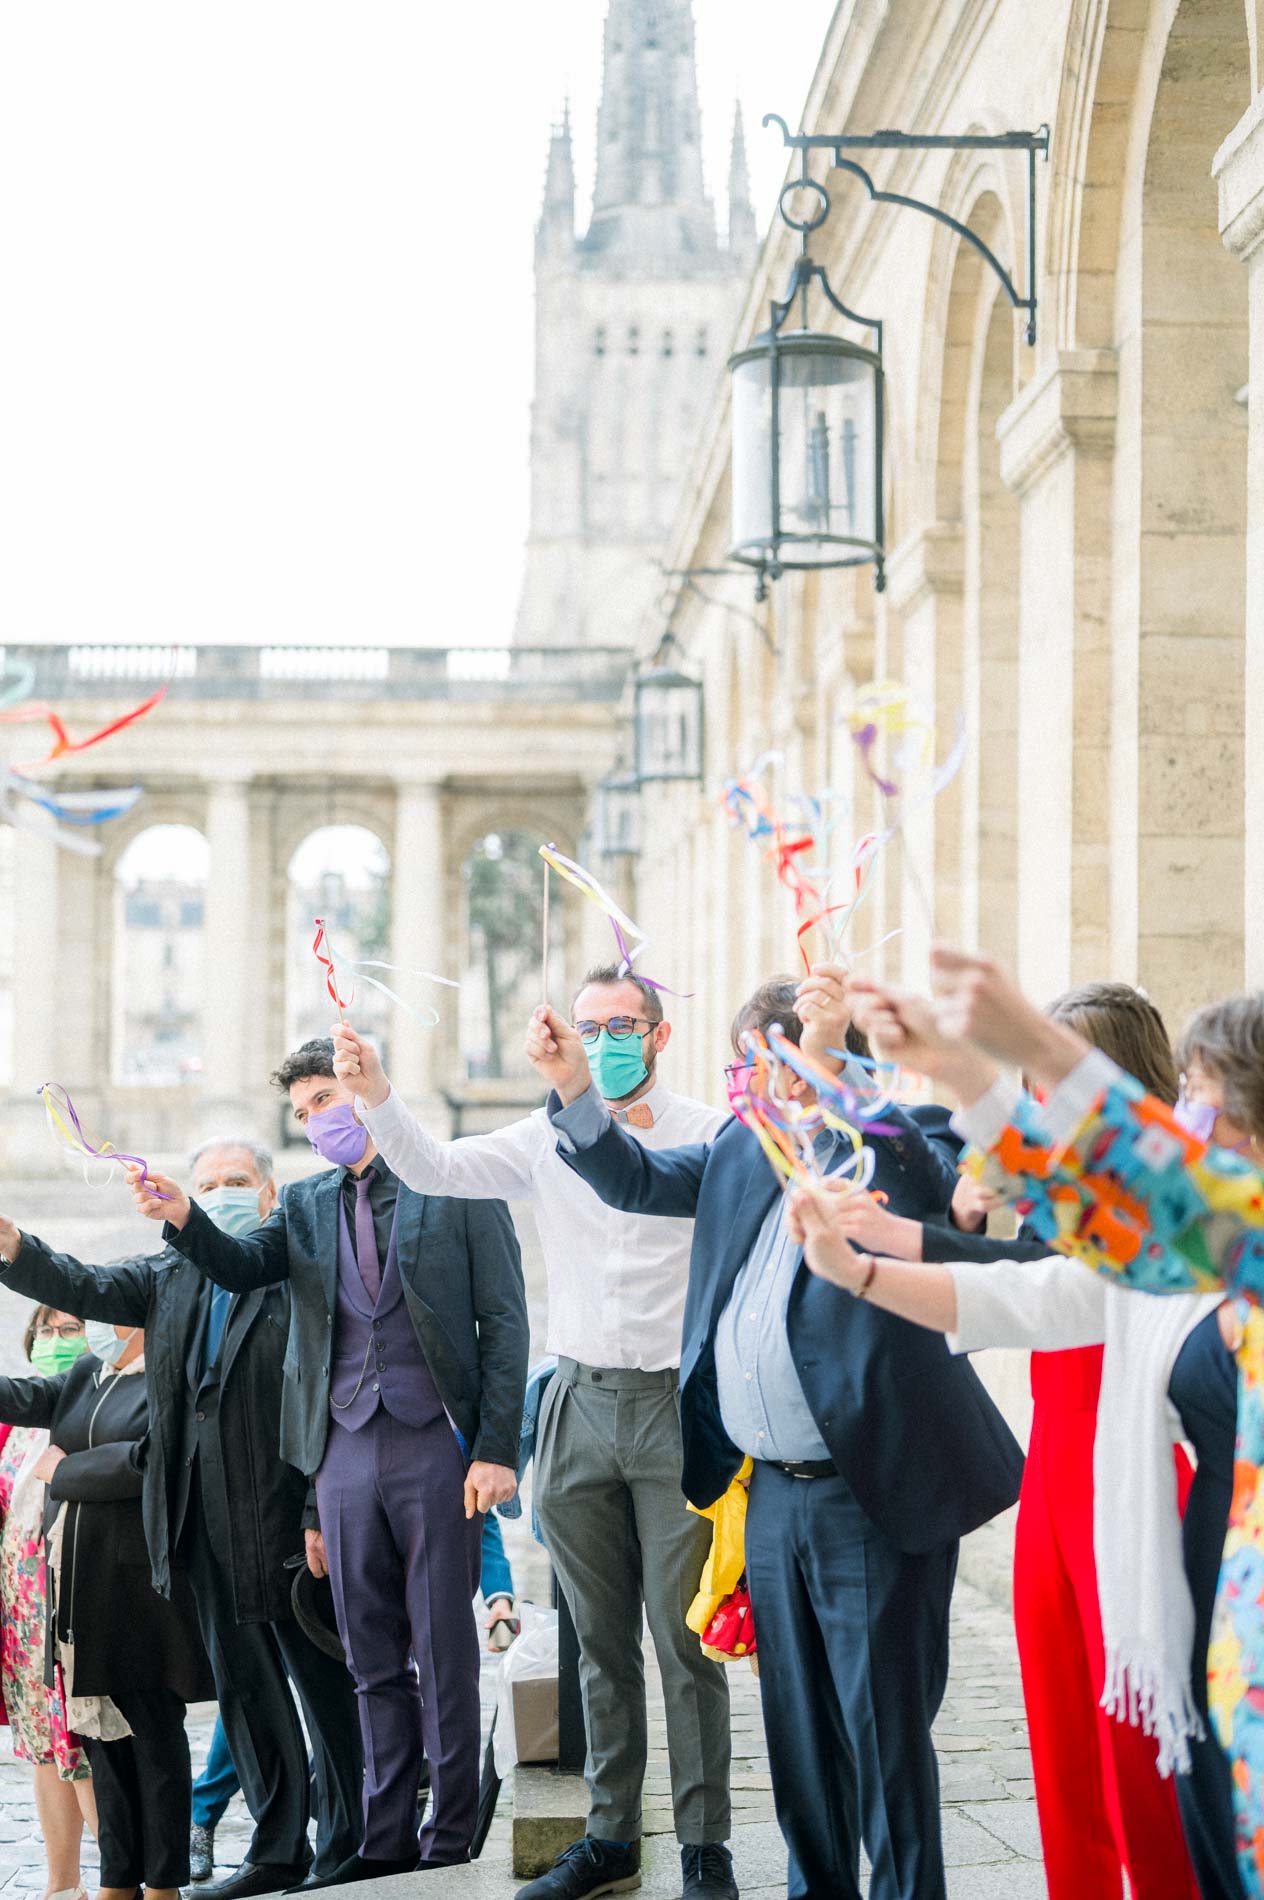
[359,1078,726,1371]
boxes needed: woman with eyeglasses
[0,1315,212,1900]
[0,1306,98,1900]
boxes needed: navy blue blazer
[552,1098,1024,1553]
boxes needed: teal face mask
[201,1186,266,1237]
[30,1335,87,1378]
[589,1028,650,1103]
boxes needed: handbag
[700,1575,756,1662]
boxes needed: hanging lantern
[730,325,884,589]
[634,664,704,784]
[592,769,642,857]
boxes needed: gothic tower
[513,0,758,650]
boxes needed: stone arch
[111,822,210,1090]
[284,821,393,1061]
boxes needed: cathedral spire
[727,101,757,262]
[537,100,576,260]
[584,0,717,260]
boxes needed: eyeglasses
[573,1016,654,1043]
[35,1323,85,1340]
[724,1061,753,1092]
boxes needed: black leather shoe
[514,1836,641,1898]
[681,1843,739,1900]
[284,1853,422,1892]
[197,1864,311,1900]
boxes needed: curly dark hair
[270,1037,336,1094]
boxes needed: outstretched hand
[794,963,852,1072]
[786,1187,873,1292]
[848,976,999,1104]
[525,1005,592,1106]
[332,1023,390,1109]
[929,946,1088,1088]
[128,1164,191,1230]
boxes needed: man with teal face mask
[0,1138,363,1898]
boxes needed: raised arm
[130,1170,292,1291]
[786,1189,1106,1350]
[333,1023,541,1202]
[0,1220,153,1326]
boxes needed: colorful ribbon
[537,843,691,995]
[313,918,458,1028]
[720,757,875,969]
[38,1083,171,1198]
[0,773,144,856]
[728,1026,883,1198]
[0,686,167,776]
[844,681,966,809]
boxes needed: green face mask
[30,1334,87,1378]
[589,1028,650,1103]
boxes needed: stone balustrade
[1,642,631,703]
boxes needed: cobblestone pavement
[0,1175,1046,1897]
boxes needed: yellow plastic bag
[686,1457,753,1638]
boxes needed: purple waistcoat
[330,1197,446,1433]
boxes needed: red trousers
[1014,1347,1199,1900]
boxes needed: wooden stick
[541,859,551,1002]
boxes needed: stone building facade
[614,0,1263,1114]
[514,0,756,650]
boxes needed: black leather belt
[766,1458,836,1479]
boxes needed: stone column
[199,776,255,1135]
[390,778,447,1123]
[2,819,64,1171]
[884,524,964,987]
[997,352,1117,1002]
[1216,97,1264,987]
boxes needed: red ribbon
[0,687,168,775]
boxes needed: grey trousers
[534,1359,732,1846]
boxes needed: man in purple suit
[133,1039,528,1889]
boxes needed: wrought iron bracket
[764,115,1050,346]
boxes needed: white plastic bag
[493,1600,559,1777]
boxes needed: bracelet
[854,1256,879,1300]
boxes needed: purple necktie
[353,1168,382,1304]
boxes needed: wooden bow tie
[621,1102,654,1129]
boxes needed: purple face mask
[305,1102,370,1168]
[1173,1097,1218,1142]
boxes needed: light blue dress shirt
[711,1131,838,1463]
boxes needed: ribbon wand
[541,857,551,1002]
[313,918,349,1027]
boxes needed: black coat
[0,1354,211,1700]
[3,1234,307,1623]
[553,1099,1025,1551]
[164,1170,529,1478]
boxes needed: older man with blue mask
[0,1136,363,1899]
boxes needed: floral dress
[0,1424,89,1780]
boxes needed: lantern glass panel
[636,673,703,783]
[595,779,641,857]
[777,343,876,563]
[731,352,774,555]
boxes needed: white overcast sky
[0,2,836,652]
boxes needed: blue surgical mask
[201,1186,266,1237]
[589,1028,650,1104]
[85,1320,130,1368]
